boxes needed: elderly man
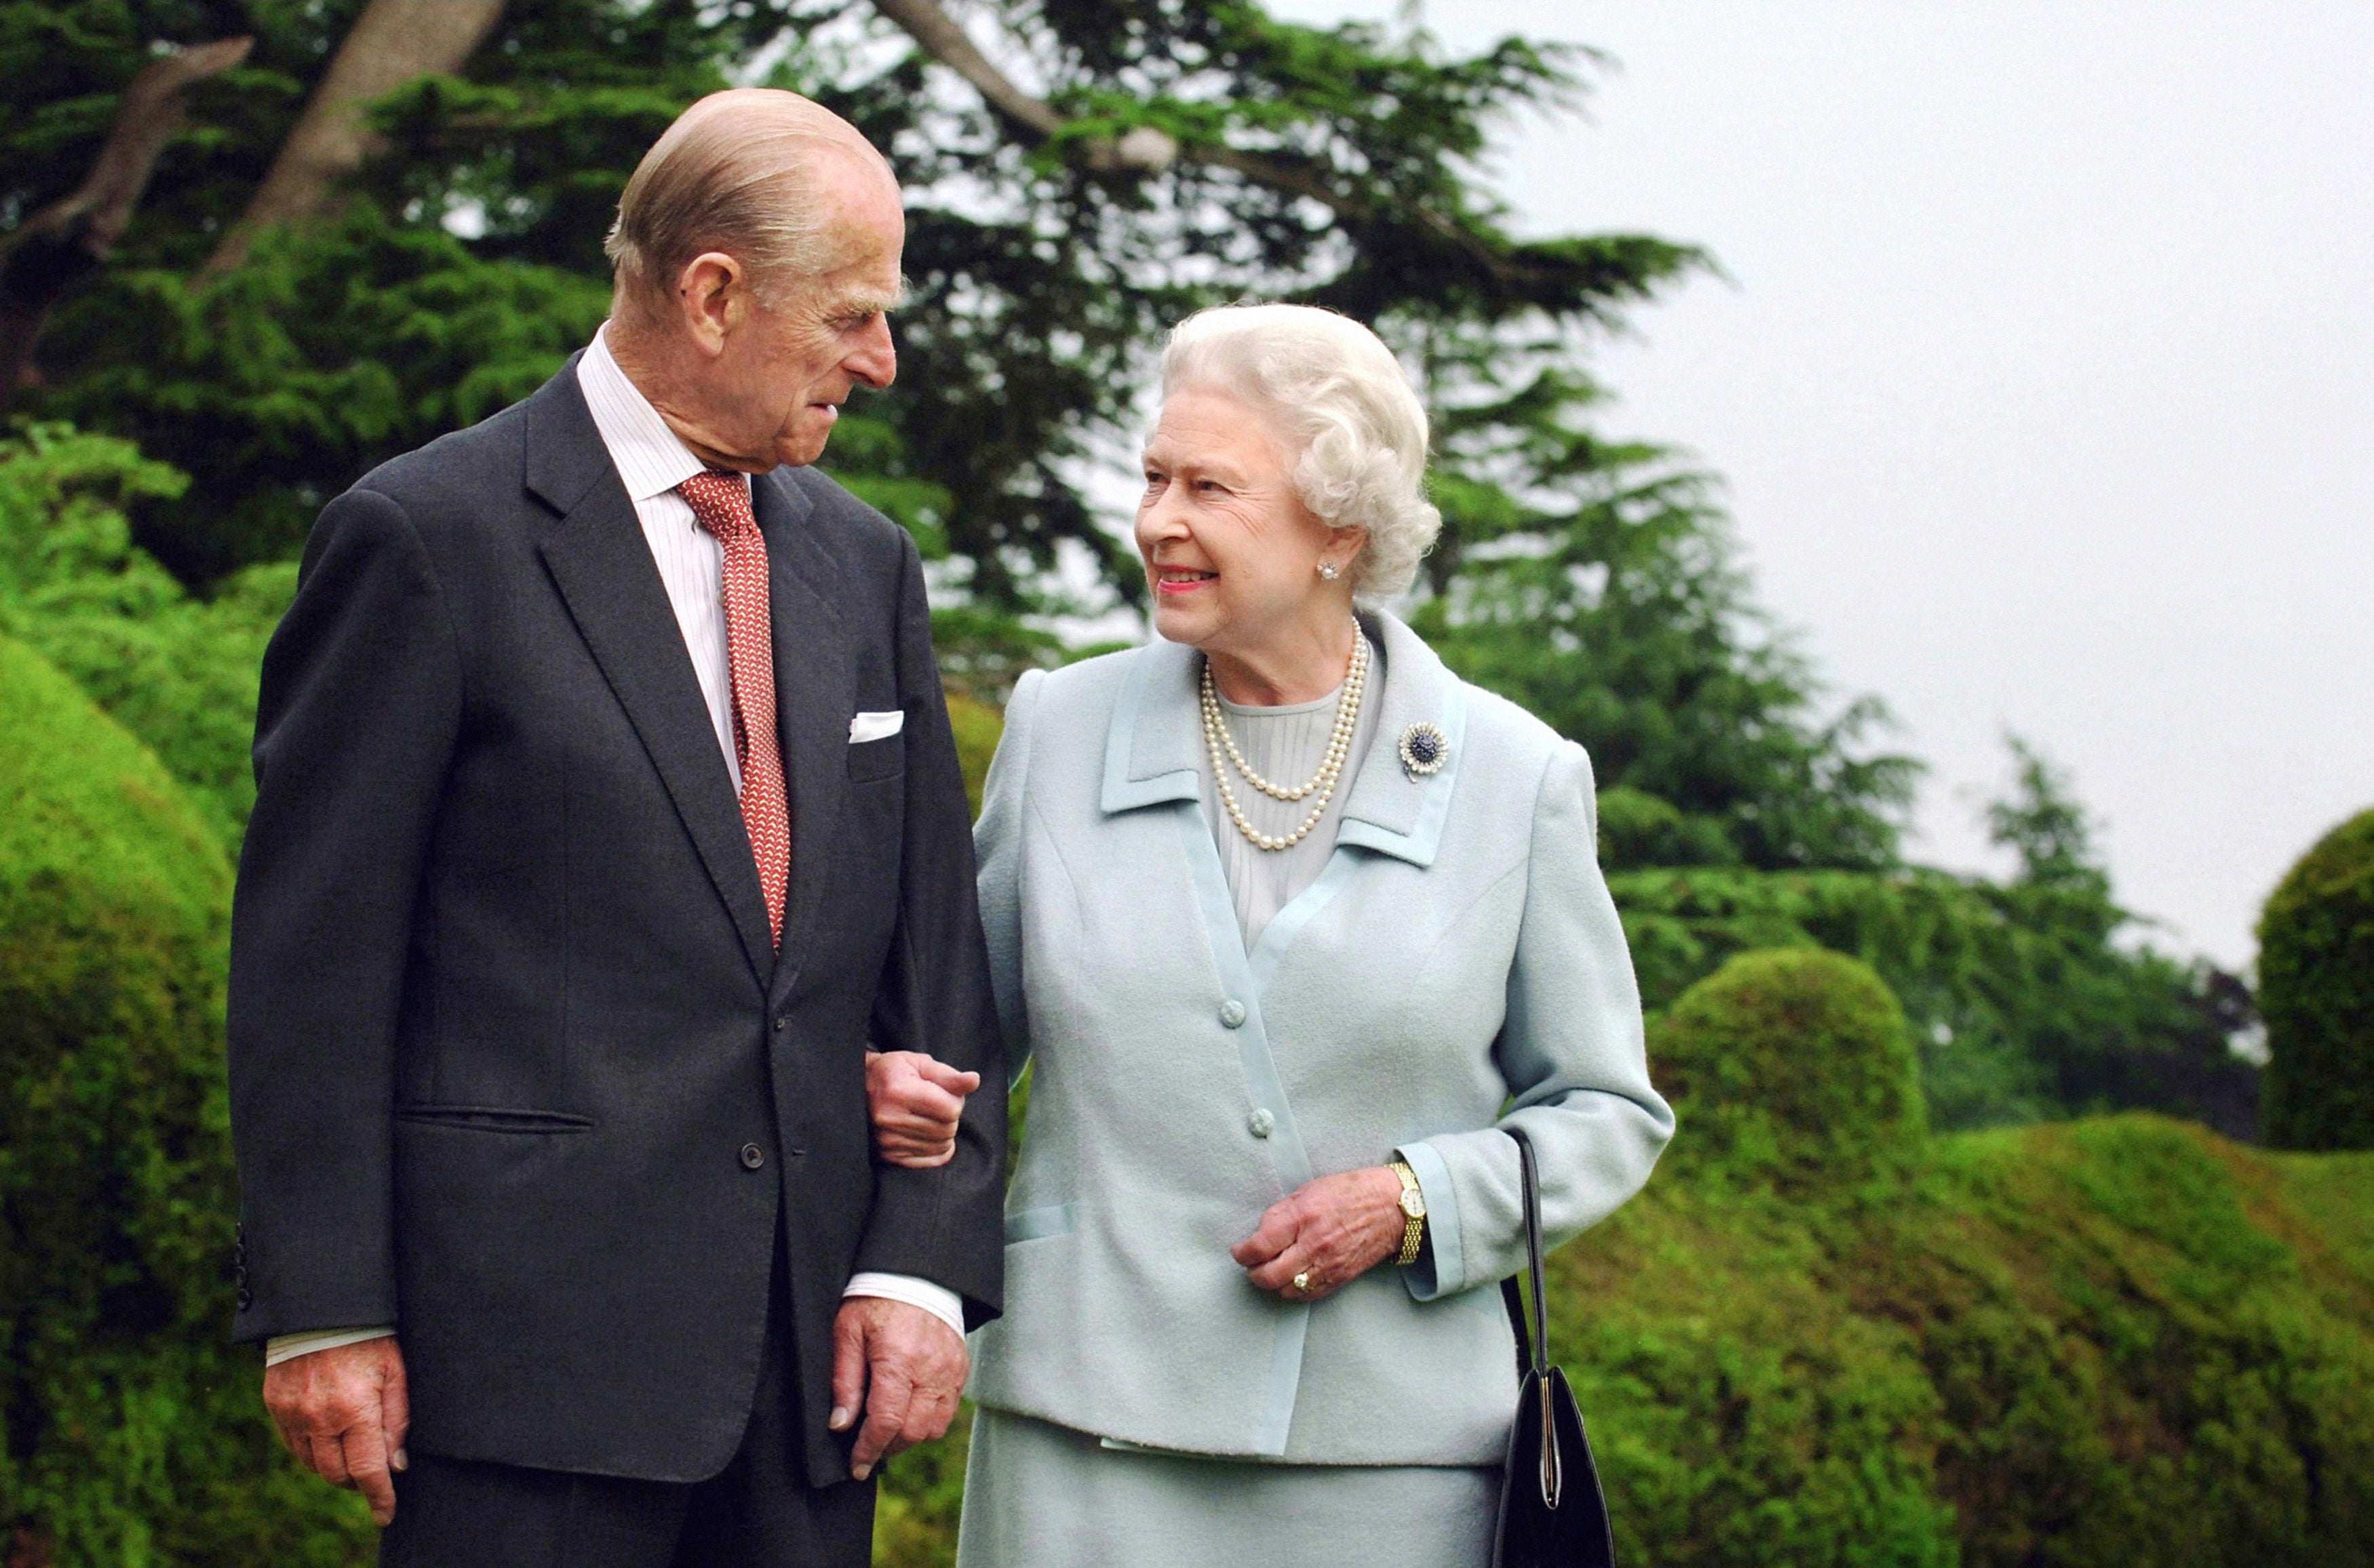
[226,89,1004,1564]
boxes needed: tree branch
[863,0,1576,296]
[201,0,507,277]
[868,0,1176,173]
[0,37,252,410]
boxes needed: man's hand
[1232,1167,1406,1304]
[828,1296,969,1481]
[262,1336,410,1526]
[865,1049,979,1168]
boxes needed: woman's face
[1135,385,1349,656]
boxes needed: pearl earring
[1317,561,1342,581]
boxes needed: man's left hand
[828,1295,969,1480]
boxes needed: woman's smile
[1154,566,1218,594]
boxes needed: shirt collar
[576,322,727,505]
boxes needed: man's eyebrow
[841,275,912,316]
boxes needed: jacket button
[1247,1108,1275,1139]
[739,1142,766,1170]
[236,1287,254,1312]
[1218,999,1247,1029]
[773,1018,786,1032]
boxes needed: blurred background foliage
[1,0,2362,1563]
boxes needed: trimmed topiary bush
[1652,947,1926,1193]
[0,423,293,855]
[2259,807,2374,1150]
[0,637,369,1563]
[1557,1114,2374,1568]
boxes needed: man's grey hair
[1159,303,1442,602]
[604,89,882,315]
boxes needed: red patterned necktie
[677,469,790,948]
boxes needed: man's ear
[675,251,747,357]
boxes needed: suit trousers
[379,1235,875,1567]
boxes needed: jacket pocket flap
[395,1105,594,1133]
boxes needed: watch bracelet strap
[1389,1158,1426,1267]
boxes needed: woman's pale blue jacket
[966,610,1673,1466]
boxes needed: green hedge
[0,424,292,855]
[1548,953,2374,1568]
[1652,947,1926,1194]
[0,636,370,1564]
[1557,1113,2374,1567]
[2259,808,2374,1150]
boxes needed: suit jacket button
[1219,999,1247,1029]
[236,1287,254,1312]
[739,1142,766,1170]
[773,1018,786,1032]
[1247,1108,1275,1139]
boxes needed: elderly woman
[868,302,1672,1565]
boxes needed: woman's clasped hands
[1228,1167,1407,1302]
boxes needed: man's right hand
[263,1336,410,1526]
[865,1049,979,1168]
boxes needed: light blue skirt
[954,1407,1502,1568]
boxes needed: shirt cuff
[265,1325,397,1367]
[842,1273,967,1340]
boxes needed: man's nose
[847,317,896,389]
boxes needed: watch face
[1400,1190,1426,1219]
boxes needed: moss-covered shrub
[1652,947,1926,1193]
[0,637,369,1563]
[0,423,293,855]
[2259,808,2374,1150]
[1558,1114,2374,1568]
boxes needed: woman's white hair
[1159,303,1441,602]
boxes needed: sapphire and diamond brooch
[1397,722,1449,779]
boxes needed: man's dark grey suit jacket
[226,358,1006,1487]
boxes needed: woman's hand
[1232,1167,1406,1302]
[865,1050,981,1168]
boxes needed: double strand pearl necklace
[1200,631,1370,852]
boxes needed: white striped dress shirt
[263,327,965,1366]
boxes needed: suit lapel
[754,469,853,986]
[524,365,776,985]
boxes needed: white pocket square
[849,710,905,744]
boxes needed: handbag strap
[1498,1126,1550,1377]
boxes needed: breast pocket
[847,732,906,783]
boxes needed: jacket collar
[1098,609,1468,867]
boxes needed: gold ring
[1292,1270,1312,1292]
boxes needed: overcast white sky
[1262,0,2374,970]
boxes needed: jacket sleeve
[1395,740,1675,1300]
[227,486,463,1343]
[849,531,1010,1328]
[971,666,1042,1083]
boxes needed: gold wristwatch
[1387,1159,1427,1267]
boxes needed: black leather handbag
[1493,1126,1618,1568]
